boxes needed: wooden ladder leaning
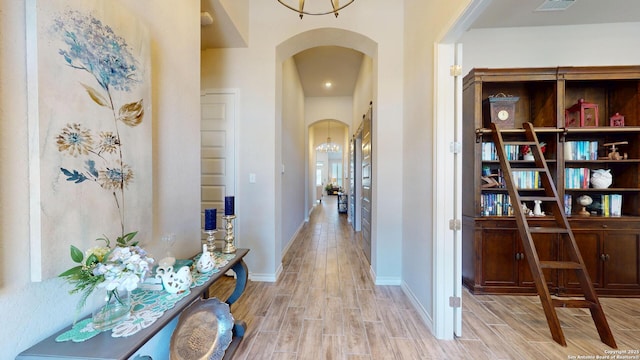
[490,122,617,348]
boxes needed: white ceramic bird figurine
[197,244,215,273]
[156,265,192,294]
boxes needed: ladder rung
[503,141,536,146]
[540,261,582,269]
[529,227,569,234]
[491,122,616,349]
[512,167,547,172]
[552,298,596,309]
[520,196,556,202]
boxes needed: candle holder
[203,229,219,255]
[222,215,237,254]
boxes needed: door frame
[200,88,239,243]
[432,42,458,340]
[433,0,491,340]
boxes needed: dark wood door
[361,107,372,264]
[519,233,559,289]
[481,229,519,287]
[564,230,603,290]
[604,231,640,289]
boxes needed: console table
[17,248,250,360]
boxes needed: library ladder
[490,121,616,348]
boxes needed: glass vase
[92,289,131,331]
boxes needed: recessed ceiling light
[325,82,332,88]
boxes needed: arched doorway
[274,28,376,267]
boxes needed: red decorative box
[565,99,598,127]
[610,112,625,127]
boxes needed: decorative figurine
[578,195,593,216]
[610,113,625,127]
[521,203,533,216]
[591,169,613,189]
[156,265,193,294]
[533,200,544,216]
[602,141,628,160]
[196,244,215,273]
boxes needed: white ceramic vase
[591,169,612,189]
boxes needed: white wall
[460,22,640,73]
[201,0,404,283]
[0,0,201,357]
[306,96,353,127]
[353,55,374,128]
[280,56,306,254]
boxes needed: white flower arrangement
[59,232,154,314]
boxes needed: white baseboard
[369,265,401,285]
[249,262,283,283]
[401,280,434,334]
[282,222,305,260]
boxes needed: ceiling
[293,46,364,97]
[468,0,640,29]
[202,0,640,97]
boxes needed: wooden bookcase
[462,66,640,297]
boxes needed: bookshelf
[462,66,640,296]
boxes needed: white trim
[369,265,400,286]
[249,262,282,282]
[26,0,42,282]
[438,0,492,43]
[374,276,402,286]
[432,42,457,340]
[453,42,464,338]
[281,221,305,259]
[401,280,434,333]
[431,0,489,340]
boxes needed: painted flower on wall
[52,10,144,238]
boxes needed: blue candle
[225,196,235,216]
[204,208,216,230]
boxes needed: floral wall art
[26,0,152,281]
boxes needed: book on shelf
[512,170,540,189]
[565,140,599,160]
[481,193,512,216]
[481,142,526,161]
[564,194,572,216]
[564,140,598,160]
[585,194,622,217]
[564,168,590,189]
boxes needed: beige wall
[402,0,472,333]
[0,0,201,357]
[279,56,306,255]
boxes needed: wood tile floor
[209,196,640,359]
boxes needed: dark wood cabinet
[463,219,557,295]
[463,66,640,297]
[564,224,640,295]
[562,229,604,290]
[604,231,640,290]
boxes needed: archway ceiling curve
[276,27,377,61]
[278,28,377,98]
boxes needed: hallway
[209,195,640,359]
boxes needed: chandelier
[277,0,356,19]
[316,120,340,153]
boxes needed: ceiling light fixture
[277,0,356,19]
[325,81,332,88]
[316,120,340,153]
